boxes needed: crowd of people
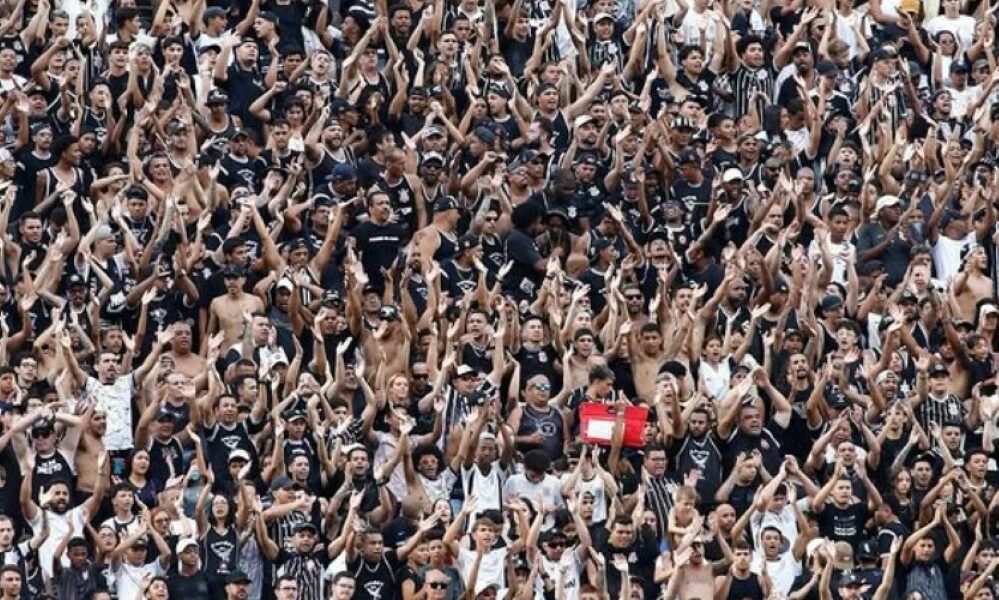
[0,0,996,596]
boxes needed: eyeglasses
[428,582,449,589]
[625,295,642,300]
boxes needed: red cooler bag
[578,402,648,448]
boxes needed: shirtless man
[73,403,107,503]
[953,244,993,321]
[661,529,731,600]
[206,265,265,351]
[624,320,669,403]
[164,322,205,381]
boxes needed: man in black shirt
[349,190,405,291]
[503,202,546,302]
[168,538,210,600]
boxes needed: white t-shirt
[83,375,135,451]
[457,546,506,590]
[751,550,800,596]
[932,232,976,282]
[558,473,609,522]
[30,507,87,578]
[537,551,583,600]
[924,14,977,49]
[502,474,564,530]
[808,235,856,285]
[114,560,165,600]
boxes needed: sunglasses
[412,373,429,380]
[547,541,566,548]
[532,383,552,391]
[428,582,449,589]
[625,295,643,300]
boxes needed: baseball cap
[226,571,251,585]
[455,365,476,378]
[424,124,446,138]
[206,89,228,105]
[422,151,445,166]
[793,41,812,54]
[821,294,843,311]
[434,195,460,212]
[874,195,901,212]
[672,116,696,131]
[228,448,251,463]
[270,475,295,491]
[677,148,700,165]
[816,60,838,76]
[286,409,307,422]
[857,539,879,561]
[593,11,614,22]
[294,521,318,534]
[929,363,949,377]
[155,408,176,422]
[229,128,249,140]
[177,538,199,553]
[331,163,356,182]
[722,167,744,183]
[457,234,479,252]
[573,115,595,129]
[203,6,225,19]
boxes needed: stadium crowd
[0,0,997,597]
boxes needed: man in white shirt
[502,449,565,529]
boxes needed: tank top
[481,233,504,271]
[518,404,565,458]
[203,525,240,578]
[148,436,184,491]
[33,451,75,501]
[433,228,458,262]
[726,572,764,600]
[205,115,237,145]
[382,176,418,239]
[421,181,444,216]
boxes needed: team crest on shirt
[364,581,385,598]
[538,351,548,362]
[761,440,770,450]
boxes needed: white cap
[874,195,901,212]
[722,168,744,183]
[574,115,595,129]
[593,11,614,21]
[176,538,199,553]
[981,304,999,317]
[276,277,294,291]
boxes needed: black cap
[206,89,228,104]
[434,195,460,212]
[870,48,891,62]
[857,539,879,560]
[900,289,918,304]
[816,60,838,76]
[155,408,176,422]
[929,363,949,377]
[286,409,307,422]
[457,234,479,253]
[270,475,295,491]
[820,294,843,311]
[226,570,251,585]
[677,148,700,165]
[67,273,87,288]
[294,521,318,534]
[838,572,862,588]
[229,128,249,140]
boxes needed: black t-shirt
[347,550,400,600]
[350,220,406,288]
[817,501,870,547]
[503,228,544,300]
[167,570,212,600]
